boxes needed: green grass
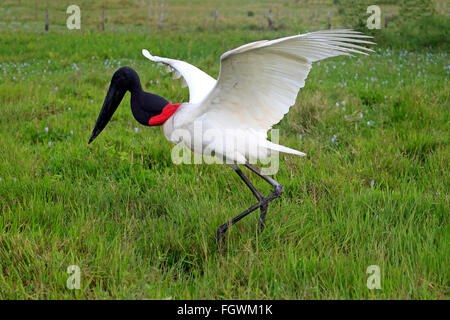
[0,0,340,33]
[0,6,449,299]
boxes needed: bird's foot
[258,220,265,234]
[215,222,230,244]
[258,203,268,234]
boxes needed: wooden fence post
[385,11,389,28]
[327,11,331,29]
[158,0,165,29]
[102,9,105,31]
[213,9,218,23]
[45,8,49,31]
[34,1,38,20]
[267,9,273,28]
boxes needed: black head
[110,66,142,92]
[88,66,142,144]
[89,66,170,144]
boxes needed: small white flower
[359,113,363,118]
[48,141,52,146]
[70,130,74,135]
[370,179,375,186]
[134,128,139,133]
[44,127,49,132]
[344,115,348,119]
[367,121,371,125]
[13,178,16,182]
[68,107,71,111]
[336,102,339,107]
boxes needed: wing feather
[190,29,373,133]
[142,49,216,104]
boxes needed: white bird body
[162,102,281,163]
[142,29,373,164]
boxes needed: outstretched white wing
[193,30,374,132]
[142,49,216,104]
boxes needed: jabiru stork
[88,30,373,242]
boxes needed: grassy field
[0,2,449,300]
[0,0,415,33]
[0,0,353,33]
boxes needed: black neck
[130,90,169,126]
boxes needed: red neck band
[148,103,182,126]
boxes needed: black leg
[234,166,268,231]
[215,164,284,242]
[245,163,283,232]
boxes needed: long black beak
[89,82,126,144]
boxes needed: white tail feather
[264,140,306,157]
